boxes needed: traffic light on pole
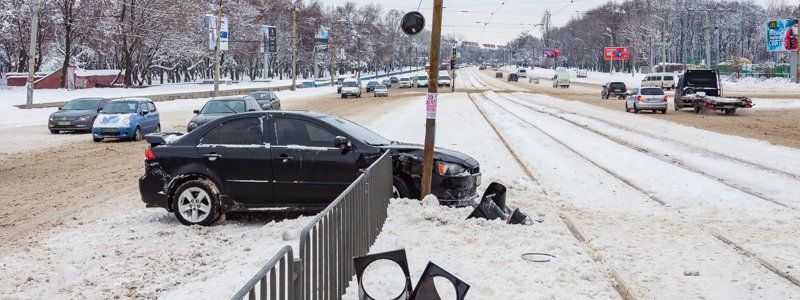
[451,48,456,69]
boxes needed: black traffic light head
[401,11,425,35]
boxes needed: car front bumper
[49,119,94,131]
[431,173,481,207]
[93,126,136,140]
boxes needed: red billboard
[603,47,629,60]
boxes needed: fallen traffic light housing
[353,249,413,300]
[467,182,533,225]
[410,262,471,300]
[354,250,470,300]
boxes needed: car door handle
[203,153,222,161]
[278,154,293,163]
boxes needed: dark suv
[140,111,481,225]
[507,73,519,82]
[601,82,627,99]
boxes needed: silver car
[625,87,668,114]
[373,85,389,97]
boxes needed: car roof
[249,91,275,94]
[70,97,108,101]
[211,96,252,101]
[343,78,358,82]
[112,98,151,102]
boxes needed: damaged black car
[139,111,481,225]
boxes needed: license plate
[58,121,71,126]
[614,89,621,92]
[102,128,118,133]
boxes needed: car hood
[95,113,134,127]
[51,109,97,118]
[190,114,230,126]
[378,142,478,168]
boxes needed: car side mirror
[248,108,256,112]
[193,110,200,114]
[97,108,102,112]
[141,110,149,115]
[58,107,63,110]
[334,136,351,153]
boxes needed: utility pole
[291,7,297,91]
[329,36,335,86]
[662,21,667,72]
[795,17,800,83]
[704,11,711,68]
[26,0,41,109]
[213,0,222,97]
[420,0,443,197]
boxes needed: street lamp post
[603,32,613,75]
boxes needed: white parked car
[416,75,429,88]
[340,78,361,98]
[641,72,676,90]
[398,77,413,88]
[517,69,527,78]
[576,69,588,78]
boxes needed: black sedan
[187,96,261,132]
[48,97,110,133]
[495,72,503,78]
[140,111,481,225]
[248,91,281,110]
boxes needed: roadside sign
[603,47,628,60]
[766,19,798,52]
[261,25,277,53]
[206,15,229,51]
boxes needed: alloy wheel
[177,187,212,223]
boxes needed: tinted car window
[275,118,336,147]
[200,100,246,114]
[101,101,138,114]
[418,76,428,80]
[147,102,156,112]
[250,93,274,101]
[221,118,263,145]
[640,88,665,95]
[609,82,626,88]
[63,99,100,110]
[201,125,222,144]
[343,81,358,87]
[664,76,674,81]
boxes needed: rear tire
[172,180,221,226]
[625,102,630,112]
[694,105,702,114]
[725,108,737,115]
[633,104,640,114]
[661,109,667,114]
[155,124,161,133]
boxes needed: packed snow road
[1,68,799,298]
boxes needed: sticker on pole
[426,93,438,119]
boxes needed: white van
[517,68,527,78]
[641,73,676,90]
[552,70,570,88]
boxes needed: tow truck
[673,69,753,115]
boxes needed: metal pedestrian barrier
[233,152,393,300]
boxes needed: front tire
[392,176,412,199]
[172,180,221,226]
[625,102,630,112]
[93,137,102,142]
[133,126,143,141]
[50,129,59,134]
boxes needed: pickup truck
[673,69,752,115]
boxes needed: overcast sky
[318,0,774,45]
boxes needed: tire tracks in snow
[496,93,798,210]
[478,92,800,289]
[466,93,636,300]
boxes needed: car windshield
[343,81,358,87]
[400,78,409,82]
[63,99,100,110]
[200,100,246,114]
[440,76,451,80]
[664,76,674,80]
[418,76,428,80]
[101,101,138,114]
[321,116,391,146]
[375,85,387,90]
[641,88,665,95]
[368,81,378,85]
[249,93,273,101]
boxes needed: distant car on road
[187,96,262,132]
[301,82,317,88]
[625,87,668,114]
[390,76,399,84]
[576,69,588,78]
[552,70,570,88]
[438,74,452,87]
[373,85,389,97]
[49,97,110,134]
[516,69,527,78]
[398,77,413,88]
[92,98,160,142]
[416,75,430,88]
[508,73,519,82]
[381,78,392,88]
[366,80,380,92]
[601,82,628,99]
[495,72,503,78]
[140,111,481,225]
[529,77,539,84]
[248,91,281,110]
[479,65,486,70]
[341,78,361,98]
[641,73,675,90]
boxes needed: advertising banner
[766,19,798,52]
[206,15,229,51]
[603,47,629,60]
[261,25,277,53]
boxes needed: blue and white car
[92,98,160,142]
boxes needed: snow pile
[340,198,618,299]
[0,208,310,299]
[751,98,800,110]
